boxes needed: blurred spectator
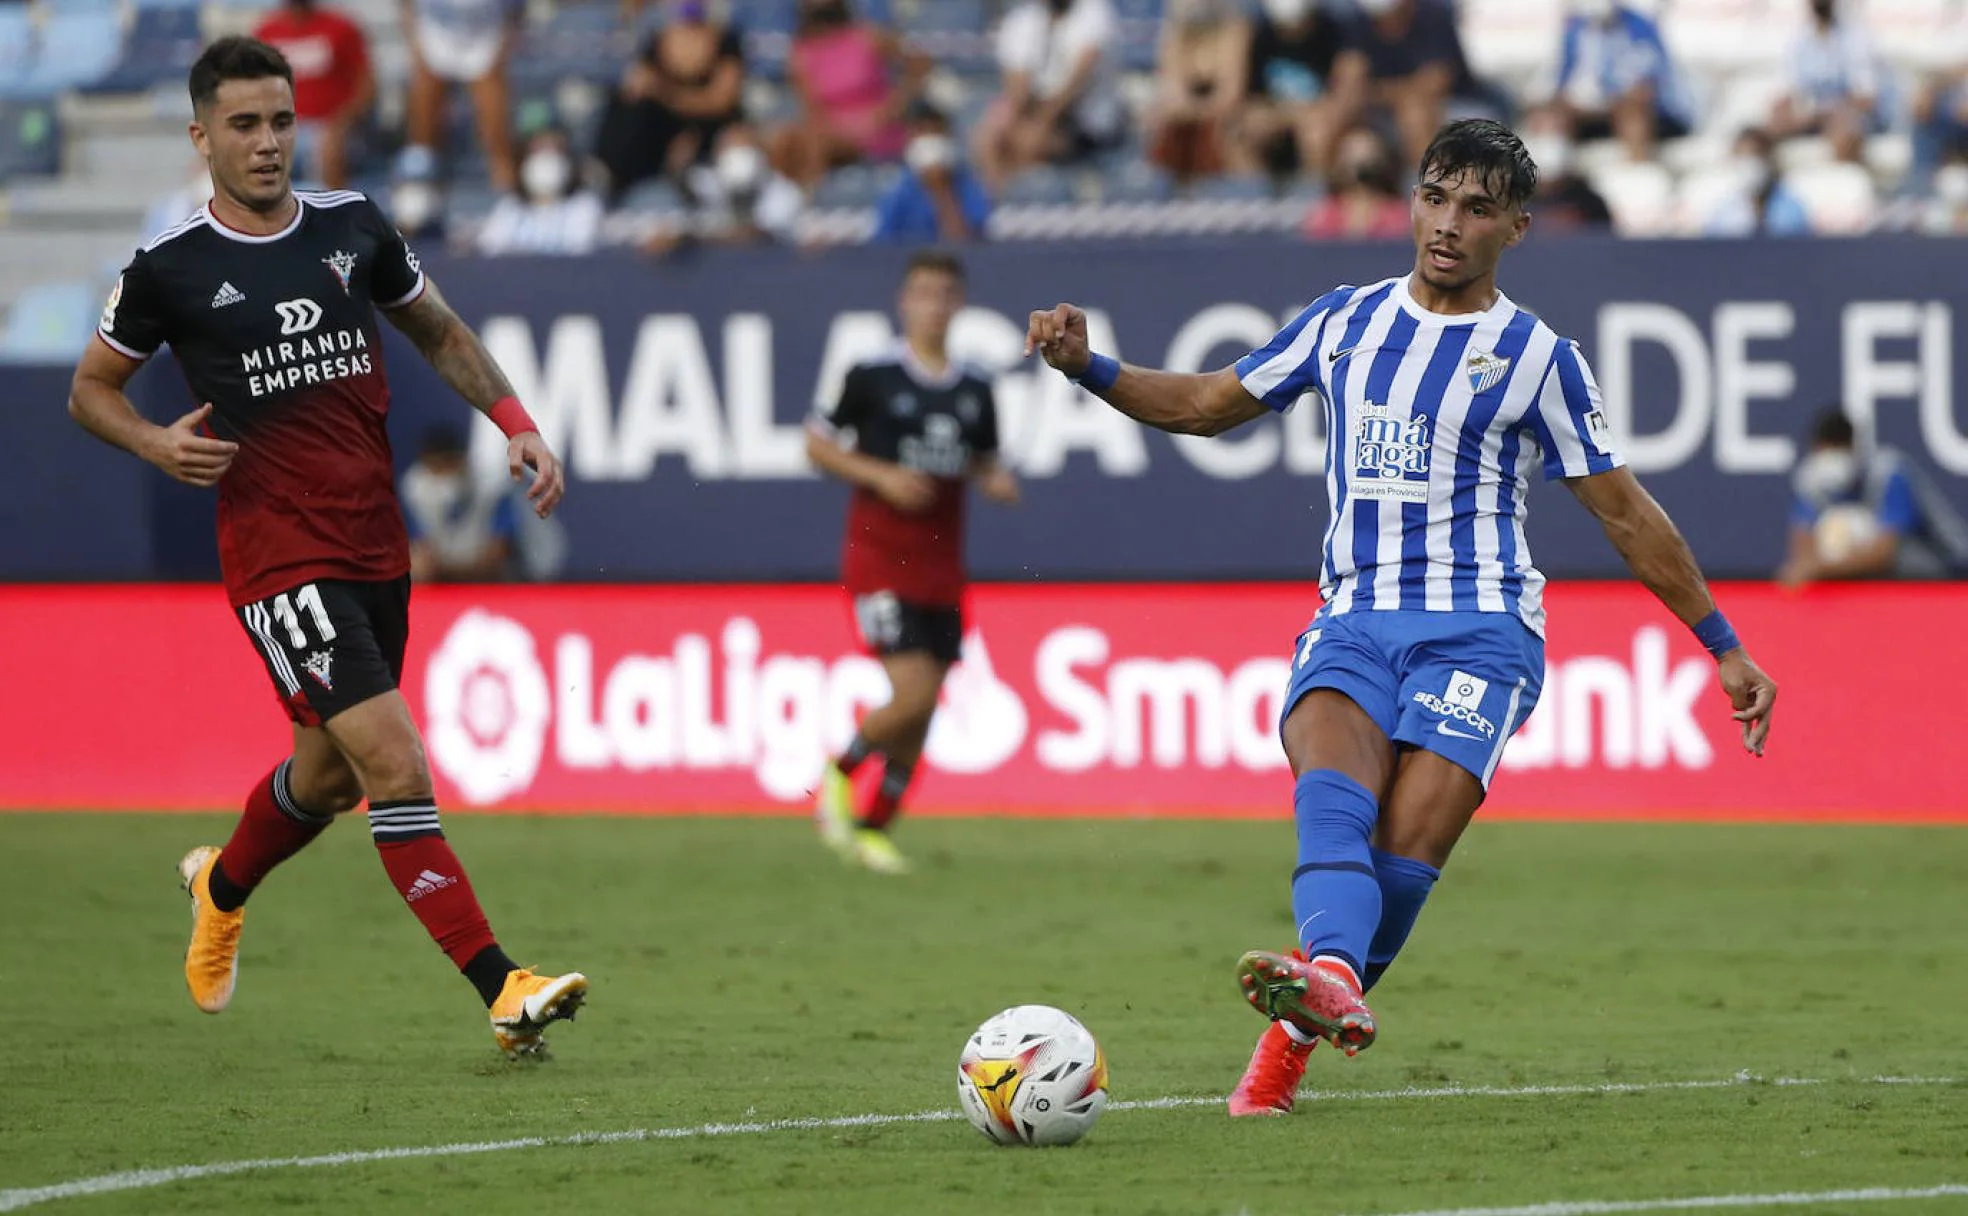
[388,144,447,241]
[142,160,215,244]
[646,125,806,254]
[973,0,1125,193]
[1701,128,1812,237]
[1302,125,1408,240]
[770,0,926,190]
[1919,159,1968,235]
[1146,0,1249,185]
[1910,66,1968,188]
[1535,0,1692,163]
[254,0,374,189]
[1778,408,1968,588]
[1521,119,1612,232]
[1326,0,1493,173]
[1229,0,1344,178]
[402,0,522,195]
[475,128,605,255]
[872,105,992,243]
[402,424,518,584]
[1768,0,1882,165]
[595,0,746,205]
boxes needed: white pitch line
[0,1074,1953,1212]
[1362,1182,1968,1216]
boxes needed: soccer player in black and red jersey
[806,251,1019,873]
[67,37,587,1058]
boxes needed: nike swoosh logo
[1328,345,1360,365]
[1435,721,1487,741]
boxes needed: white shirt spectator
[475,193,605,255]
[995,0,1125,142]
[682,147,806,242]
[412,0,519,81]
[1789,17,1879,118]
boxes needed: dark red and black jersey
[97,189,427,606]
[813,344,999,605]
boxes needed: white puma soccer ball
[956,1004,1109,1146]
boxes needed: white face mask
[1936,164,1968,207]
[1261,0,1311,22]
[521,150,572,202]
[905,133,955,174]
[1521,132,1572,178]
[391,181,440,233]
[1797,448,1861,502]
[1729,155,1771,192]
[716,144,766,194]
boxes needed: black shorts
[236,576,410,727]
[852,592,963,664]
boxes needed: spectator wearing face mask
[771,0,927,190]
[1519,113,1612,232]
[1535,0,1693,163]
[1146,0,1250,185]
[387,143,447,241]
[402,424,520,584]
[1229,0,1344,178]
[1701,127,1812,237]
[1920,160,1968,236]
[973,0,1126,193]
[1300,124,1407,240]
[1778,408,1968,589]
[645,124,808,254]
[1769,0,1883,164]
[475,128,605,255]
[872,105,993,243]
[1910,62,1968,189]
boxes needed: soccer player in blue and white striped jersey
[1023,119,1778,1116]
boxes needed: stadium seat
[1457,0,1563,88]
[1000,165,1075,205]
[0,279,102,364]
[0,98,61,180]
[1782,161,1878,234]
[1587,160,1676,236]
[813,163,902,208]
[1673,163,1755,236]
[1867,0,1964,73]
[618,176,686,214]
[13,10,127,97]
[0,7,41,98]
[90,5,205,94]
[1102,160,1173,204]
[1186,173,1270,203]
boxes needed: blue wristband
[1692,610,1740,659]
[1072,352,1120,393]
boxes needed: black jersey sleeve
[359,197,427,309]
[815,363,874,436]
[96,252,169,360]
[973,378,1000,457]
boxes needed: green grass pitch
[3,813,1965,1214]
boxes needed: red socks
[210,760,332,911]
[368,801,499,970]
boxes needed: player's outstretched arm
[385,279,565,517]
[68,340,239,487]
[1569,466,1777,756]
[1024,303,1267,437]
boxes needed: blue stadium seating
[1001,164,1074,205]
[10,10,126,97]
[1188,173,1272,202]
[0,280,101,364]
[90,5,205,94]
[1102,160,1173,204]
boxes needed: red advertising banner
[2,583,1959,819]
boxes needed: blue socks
[1363,846,1440,993]
[1290,769,1382,981]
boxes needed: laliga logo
[924,632,1028,774]
[423,610,552,804]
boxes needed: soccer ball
[956,1004,1109,1146]
[1814,503,1881,564]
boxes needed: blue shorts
[1280,610,1545,789]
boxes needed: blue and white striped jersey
[1235,275,1623,636]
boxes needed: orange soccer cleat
[177,845,244,1014]
[490,968,589,1059]
[1227,1021,1317,1116]
[1236,950,1377,1057]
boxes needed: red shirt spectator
[254,0,371,122]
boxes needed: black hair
[421,423,469,459]
[189,36,294,114]
[1812,409,1856,448]
[904,249,966,285]
[1418,118,1538,208]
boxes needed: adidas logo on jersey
[405,869,458,902]
[211,281,246,309]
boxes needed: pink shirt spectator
[793,26,907,159]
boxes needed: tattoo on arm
[386,279,516,411]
